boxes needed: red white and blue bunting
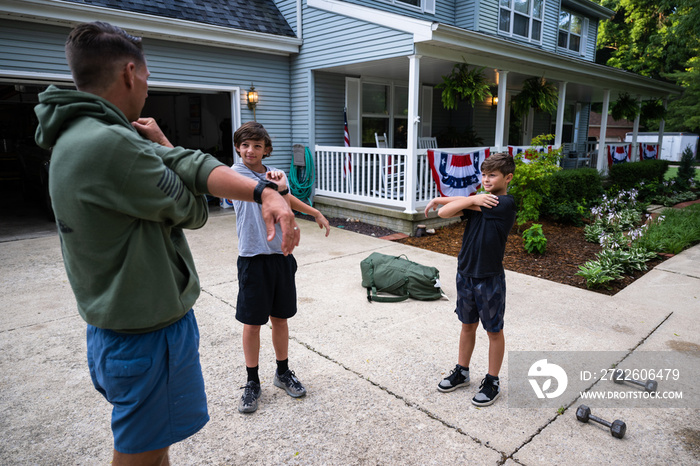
[640,143,659,161]
[427,148,491,197]
[607,144,631,166]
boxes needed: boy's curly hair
[233,121,273,157]
[481,152,515,176]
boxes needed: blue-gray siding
[291,4,415,147]
[0,19,296,170]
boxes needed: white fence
[314,146,440,212]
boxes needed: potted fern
[436,62,492,110]
[610,92,641,121]
[511,77,558,117]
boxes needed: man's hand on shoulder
[132,118,174,148]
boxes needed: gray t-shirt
[231,162,287,257]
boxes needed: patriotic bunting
[607,144,631,166]
[640,143,658,161]
[427,148,491,197]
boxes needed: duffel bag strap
[367,277,409,303]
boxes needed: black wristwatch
[253,179,279,204]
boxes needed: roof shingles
[62,0,296,37]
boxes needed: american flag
[343,108,352,178]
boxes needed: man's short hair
[481,152,515,176]
[234,121,273,157]
[66,22,144,91]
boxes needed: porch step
[312,195,459,236]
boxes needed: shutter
[345,77,360,147]
[581,18,589,57]
[420,85,433,137]
[423,0,435,15]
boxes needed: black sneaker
[238,381,261,413]
[472,375,500,406]
[438,364,470,392]
[273,369,306,398]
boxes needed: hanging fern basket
[511,77,558,117]
[610,92,641,121]
[435,62,492,110]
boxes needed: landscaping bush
[674,146,697,191]
[608,160,669,190]
[541,168,603,225]
[509,134,563,226]
[635,204,700,254]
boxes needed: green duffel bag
[360,252,444,302]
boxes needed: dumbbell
[575,404,626,439]
[613,369,658,392]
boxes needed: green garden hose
[289,146,315,205]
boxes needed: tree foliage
[594,0,700,133]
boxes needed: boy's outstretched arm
[289,196,331,237]
[425,194,499,218]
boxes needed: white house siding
[0,19,295,170]
[290,4,415,147]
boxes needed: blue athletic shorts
[455,272,507,332]
[87,309,209,454]
[236,254,297,325]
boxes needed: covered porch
[307,25,680,234]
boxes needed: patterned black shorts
[455,272,506,332]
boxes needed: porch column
[554,81,568,148]
[631,95,641,161]
[405,54,421,214]
[494,70,509,150]
[657,97,669,159]
[596,89,611,173]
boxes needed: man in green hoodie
[34,21,299,465]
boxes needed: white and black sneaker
[273,369,307,398]
[238,381,261,413]
[438,364,470,392]
[472,374,500,407]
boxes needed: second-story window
[386,0,435,14]
[558,10,583,53]
[499,0,544,43]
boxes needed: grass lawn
[665,165,700,182]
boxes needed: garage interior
[0,82,234,242]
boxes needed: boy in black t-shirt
[424,153,516,406]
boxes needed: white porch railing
[314,145,439,212]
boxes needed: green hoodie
[35,86,223,333]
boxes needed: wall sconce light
[247,84,259,120]
[491,95,499,108]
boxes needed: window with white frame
[499,0,544,43]
[385,0,435,14]
[558,10,584,53]
[360,82,409,148]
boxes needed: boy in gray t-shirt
[231,121,330,414]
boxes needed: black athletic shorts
[236,254,297,325]
[455,272,506,332]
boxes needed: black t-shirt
[457,194,517,278]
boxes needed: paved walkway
[1,211,698,464]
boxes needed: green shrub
[509,134,563,226]
[608,160,669,190]
[542,168,603,225]
[522,223,547,254]
[674,146,697,191]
